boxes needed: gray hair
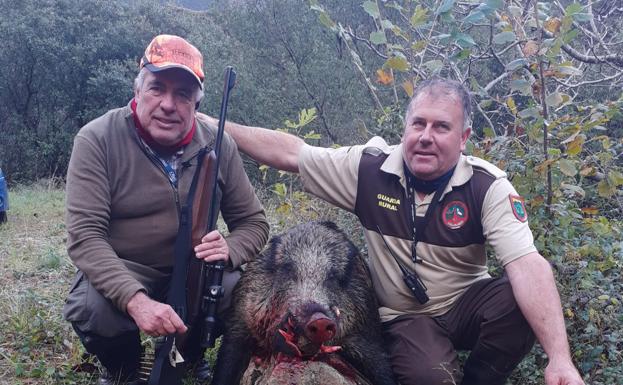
[406,78,472,131]
[133,67,204,104]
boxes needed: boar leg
[341,335,397,385]
[212,328,254,385]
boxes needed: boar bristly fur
[212,221,397,385]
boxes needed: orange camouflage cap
[140,34,204,89]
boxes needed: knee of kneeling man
[395,360,460,385]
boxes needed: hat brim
[144,63,203,90]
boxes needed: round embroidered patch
[509,194,528,222]
[442,200,469,229]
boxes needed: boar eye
[327,269,348,288]
[278,261,296,277]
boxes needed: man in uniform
[209,78,584,385]
[63,35,269,384]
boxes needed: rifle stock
[147,66,236,384]
[176,149,217,356]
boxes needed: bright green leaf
[304,131,321,140]
[558,159,577,177]
[412,40,427,52]
[563,29,579,44]
[392,27,409,41]
[548,148,561,157]
[507,97,517,114]
[276,202,292,214]
[483,127,495,138]
[451,48,471,61]
[436,0,455,15]
[362,1,380,18]
[567,136,584,156]
[561,130,580,145]
[370,31,387,45]
[384,56,410,72]
[299,108,317,126]
[410,6,428,27]
[493,31,516,44]
[565,3,583,15]
[608,170,623,186]
[597,179,616,197]
[283,119,296,129]
[272,182,287,197]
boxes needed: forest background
[0,0,622,384]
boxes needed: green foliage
[0,181,92,384]
[1,1,622,383]
[0,182,227,384]
[210,0,374,146]
[1,0,378,184]
[0,0,193,182]
[305,1,623,383]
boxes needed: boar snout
[305,312,336,344]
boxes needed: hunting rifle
[146,66,236,385]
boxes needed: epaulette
[360,136,393,156]
[362,146,384,156]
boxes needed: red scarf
[131,98,195,155]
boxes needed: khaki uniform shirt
[299,137,536,321]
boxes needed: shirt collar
[381,143,407,187]
[380,147,473,200]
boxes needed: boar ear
[267,236,282,255]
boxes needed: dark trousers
[382,277,535,385]
[63,269,241,374]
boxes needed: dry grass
[0,179,96,384]
[0,179,360,385]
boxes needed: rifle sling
[148,146,210,385]
[167,146,209,320]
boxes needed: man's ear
[195,100,201,110]
[460,126,471,152]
